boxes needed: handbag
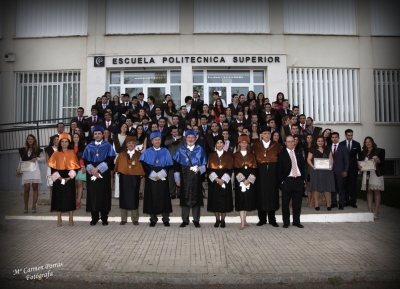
[19,161,36,172]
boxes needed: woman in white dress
[359,136,385,219]
[18,134,45,213]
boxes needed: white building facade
[1,0,399,166]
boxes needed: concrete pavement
[0,190,399,284]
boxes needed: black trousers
[258,210,276,224]
[345,168,358,204]
[91,210,109,222]
[332,172,346,206]
[181,206,201,223]
[282,177,303,226]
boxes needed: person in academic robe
[252,126,282,227]
[139,131,173,227]
[173,129,207,228]
[47,133,81,227]
[114,136,145,225]
[233,135,257,230]
[207,135,234,228]
[82,125,116,226]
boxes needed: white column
[267,56,287,100]
[86,58,107,110]
[180,65,193,105]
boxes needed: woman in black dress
[47,133,80,226]
[307,136,335,211]
[233,135,257,230]
[207,135,234,228]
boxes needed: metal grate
[287,68,360,123]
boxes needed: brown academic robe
[207,151,234,213]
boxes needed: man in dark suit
[305,117,322,140]
[228,94,242,120]
[276,99,292,129]
[192,90,204,115]
[277,135,306,228]
[119,94,131,118]
[342,129,362,208]
[185,96,198,120]
[199,115,211,137]
[71,107,89,133]
[86,105,103,142]
[101,111,118,135]
[330,132,349,210]
[204,122,221,152]
[129,96,140,119]
[137,92,148,110]
[97,95,111,119]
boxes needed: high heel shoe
[23,210,28,214]
[315,207,320,211]
[214,220,220,228]
[220,220,226,228]
[327,207,331,211]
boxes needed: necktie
[333,144,337,156]
[224,142,229,151]
[79,117,82,122]
[203,125,206,132]
[302,124,305,131]
[348,142,351,151]
[103,105,106,109]
[93,117,96,124]
[290,150,298,177]
[106,121,109,128]
[125,102,128,106]
[144,126,147,132]
[285,109,287,114]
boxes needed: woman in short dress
[19,134,45,214]
[233,135,257,230]
[360,136,385,219]
[72,133,86,209]
[307,136,335,211]
[48,133,80,226]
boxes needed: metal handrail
[0,116,88,151]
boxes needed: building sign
[94,56,105,67]
[102,54,285,67]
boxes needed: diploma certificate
[314,158,331,170]
[19,161,36,172]
[358,160,376,171]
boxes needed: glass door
[230,85,249,98]
[208,86,227,108]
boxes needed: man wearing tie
[298,114,307,133]
[71,107,89,133]
[341,129,362,208]
[277,135,306,228]
[101,112,118,136]
[137,92,148,110]
[192,90,204,115]
[330,132,349,210]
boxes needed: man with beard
[173,129,207,228]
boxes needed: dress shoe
[220,220,225,228]
[90,221,98,226]
[327,207,331,211]
[133,221,139,226]
[256,221,266,226]
[331,204,337,208]
[149,222,156,227]
[302,193,308,198]
[315,207,320,211]
[163,222,170,227]
[344,202,350,207]
[193,221,201,228]
[102,221,108,226]
[270,222,279,227]
[170,195,176,199]
[339,205,344,210]
[180,222,189,228]
[283,224,289,228]
[293,223,304,228]
[120,221,127,225]
[350,203,358,208]
[214,220,220,228]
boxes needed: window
[106,0,179,34]
[370,0,400,36]
[287,68,359,123]
[16,0,88,38]
[16,71,80,122]
[374,70,400,123]
[283,0,356,35]
[194,0,270,33]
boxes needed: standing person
[330,132,349,210]
[82,125,116,226]
[165,126,184,199]
[342,129,362,207]
[48,133,80,227]
[233,135,257,230]
[360,137,385,219]
[45,135,59,202]
[19,134,44,214]
[139,132,173,227]
[112,123,128,199]
[72,133,86,209]
[277,135,306,229]
[173,129,207,228]
[307,136,335,211]
[207,135,234,228]
[114,136,145,226]
[304,134,314,207]
[251,127,282,227]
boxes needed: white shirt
[262,140,270,149]
[347,140,352,149]
[216,149,224,157]
[331,143,338,154]
[153,147,161,151]
[127,149,135,158]
[95,141,102,146]
[240,150,247,156]
[187,144,195,151]
[186,105,191,113]
[286,148,301,177]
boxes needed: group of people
[19,90,385,227]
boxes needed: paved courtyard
[0,190,399,284]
